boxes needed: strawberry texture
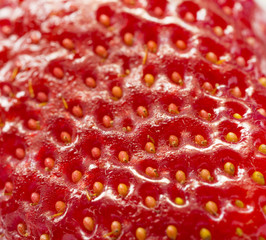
[0,0,266,239]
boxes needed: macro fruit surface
[0,0,266,239]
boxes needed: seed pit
[177,1,200,22]
[198,37,226,62]
[131,92,154,118]
[233,47,253,67]
[218,121,242,143]
[146,0,167,18]
[251,92,266,110]
[35,144,58,170]
[194,96,218,121]
[94,101,114,129]
[48,118,75,144]
[76,129,102,159]
[136,159,159,178]
[195,61,222,90]
[138,183,160,206]
[96,6,114,27]
[224,101,247,118]
[91,31,110,58]
[66,100,84,118]
[224,70,247,98]
[1,134,27,159]
[141,22,160,50]
[169,24,191,51]
[206,12,228,31]
[166,184,186,204]
[120,14,140,43]
[142,64,159,87]
[252,131,266,156]
[163,58,186,86]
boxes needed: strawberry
[0,0,266,239]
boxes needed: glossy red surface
[0,0,266,239]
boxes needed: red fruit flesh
[0,0,266,239]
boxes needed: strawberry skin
[0,0,266,239]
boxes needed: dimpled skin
[0,0,266,239]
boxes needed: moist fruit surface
[0,0,266,239]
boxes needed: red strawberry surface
[0,0,266,239]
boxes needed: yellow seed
[124,32,134,46]
[166,225,178,240]
[17,223,27,236]
[233,113,242,119]
[145,142,156,153]
[71,170,82,183]
[235,227,243,237]
[200,169,212,181]
[258,144,266,154]
[111,221,122,236]
[263,205,266,215]
[235,200,244,208]
[231,86,242,98]
[147,40,157,53]
[144,74,155,87]
[225,132,238,143]
[258,108,266,116]
[99,14,110,27]
[205,201,218,215]
[259,237,265,240]
[176,40,187,50]
[213,26,223,37]
[224,162,235,176]
[118,151,129,163]
[55,201,66,213]
[40,234,50,240]
[175,197,184,205]
[117,183,128,197]
[200,228,211,240]
[95,45,108,58]
[136,227,146,240]
[137,106,148,118]
[93,182,104,195]
[195,134,208,146]
[206,52,218,64]
[83,217,94,231]
[252,171,265,185]
[145,196,156,208]
[112,86,123,99]
[175,170,186,184]
[259,77,266,87]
